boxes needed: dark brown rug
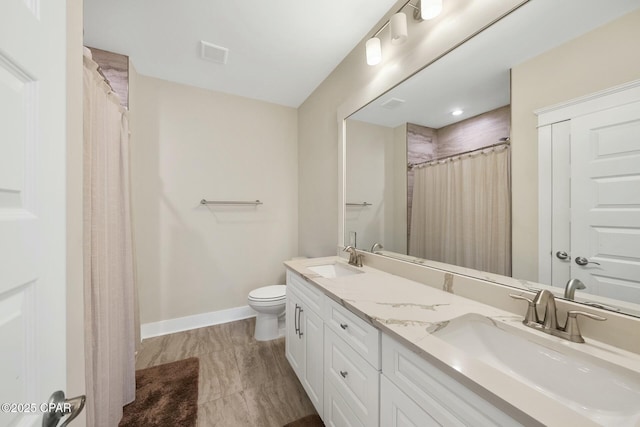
[284,413,324,427]
[119,357,199,427]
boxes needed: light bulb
[366,37,382,66]
[421,0,443,20]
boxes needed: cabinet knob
[339,370,348,378]
[340,323,348,330]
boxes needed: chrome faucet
[564,278,586,300]
[534,289,558,330]
[510,289,606,343]
[370,242,383,253]
[343,245,363,267]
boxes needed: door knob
[556,251,569,260]
[42,391,85,427]
[575,256,601,266]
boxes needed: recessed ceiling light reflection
[452,109,463,116]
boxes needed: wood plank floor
[135,318,318,426]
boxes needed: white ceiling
[83,0,398,108]
[350,0,640,129]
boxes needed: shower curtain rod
[408,140,510,169]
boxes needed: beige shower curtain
[83,50,138,426]
[409,146,511,276]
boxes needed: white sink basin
[307,263,363,279]
[433,313,640,426]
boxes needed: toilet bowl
[247,285,286,341]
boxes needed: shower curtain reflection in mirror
[408,145,511,276]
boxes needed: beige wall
[345,120,394,252]
[298,0,525,257]
[129,73,298,324]
[344,120,407,254]
[66,0,86,424]
[511,9,640,281]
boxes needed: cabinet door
[324,380,365,427]
[381,375,440,427]
[285,290,304,377]
[301,305,324,416]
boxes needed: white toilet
[247,285,287,341]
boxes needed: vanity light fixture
[452,109,463,116]
[365,0,444,66]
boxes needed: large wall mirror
[343,0,640,317]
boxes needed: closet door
[570,101,640,302]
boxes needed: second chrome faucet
[510,289,606,343]
[343,245,363,267]
[564,278,586,300]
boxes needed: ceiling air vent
[381,98,405,109]
[200,41,229,65]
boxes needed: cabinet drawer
[324,296,380,368]
[381,375,440,427]
[325,327,379,427]
[287,269,323,314]
[381,334,522,427]
[324,380,365,427]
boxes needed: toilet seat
[248,285,286,303]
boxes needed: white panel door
[0,1,68,426]
[571,101,640,303]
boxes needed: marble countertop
[284,256,640,427]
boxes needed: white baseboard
[141,305,256,339]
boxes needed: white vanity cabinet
[381,333,523,427]
[285,270,324,416]
[286,266,526,427]
[286,269,381,425]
